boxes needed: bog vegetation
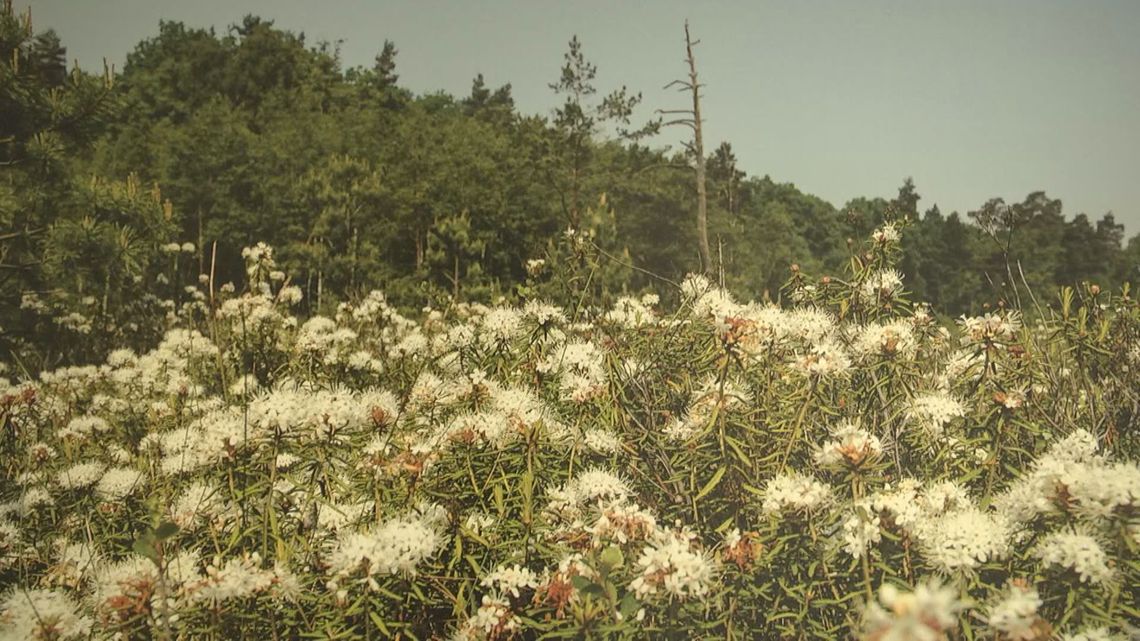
[3,230,1139,641]
[1,4,1139,641]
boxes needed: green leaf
[369,611,391,636]
[742,483,766,496]
[493,483,505,516]
[155,521,180,540]
[132,532,158,564]
[599,545,624,570]
[580,583,606,599]
[696,465,727,501]
[570,575,593,591]
[618,592,640,619]
[725,435,750,464]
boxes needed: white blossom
[0,588,93,639]
[762,473,832,515]
[479,564,539,599]
[861,578,964,641]
[986,583,1043,641]
[1034,529,1114,585]
[629,530,717,601]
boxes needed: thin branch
[1016,259,1047,320]
[631,161,692,175]
[0,261,41,270]
[0,228,45,241]
[589,240,680,289]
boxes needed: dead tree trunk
[660,21,713,275]
[686,23,711,275]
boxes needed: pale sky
[20,0,1140,233]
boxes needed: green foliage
[1,236,1137,640]
[1,2,181,366]
[3,9,1140,371]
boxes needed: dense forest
[3,6,1139,364]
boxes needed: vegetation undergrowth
[2,223,1138,640]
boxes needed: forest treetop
[2,6,1138,366]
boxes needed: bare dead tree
[658,21,712,275]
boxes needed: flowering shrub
[1,229,1138,640]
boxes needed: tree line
[3,5,1139,364]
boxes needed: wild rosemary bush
[1,229,1138,640]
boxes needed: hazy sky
[20,0,1140,232]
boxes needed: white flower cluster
[842,479,1005,570]
[545,468,633,521]
[326,510,446,589]
[161,241,196,254]
[958,311,1022,345]
[1033,529,1114,585]
[94,466,145,501]
[603,294,658,328]
[871,223,901,245]
[861,579,964,641]
[912,506,1011,573]
[905,391,965,438]
[295,316,360,365]
[681,274,739,320]
[581,427,622,455]
[88,552,200,620]
[433,384,567,450]
[663,377,752,442]
[629,529,717,601]
[452,594,521,641]
[248,387,399,442]
[55,461,106,490]
[522,300,565,328]
[815,421,883,468]
[186,553,298,604]
[542,467,665,557]
[986,582,1043,641]
[537,339,608,403]
[479,563,540,599]
[0,589,93,640]
[588,500,659,546]
[762,473,832,515]
[793,339,852,378]
[851,319,917,359]
[859,269,905,303]
[995,429,1138,524]
[479,307,525,347]
[168,482,228,531]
